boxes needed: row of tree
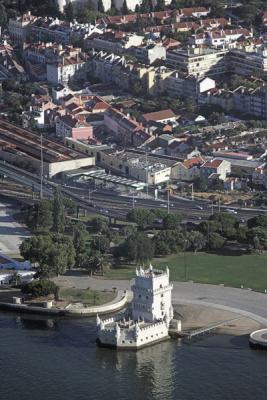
[123,209,267,261]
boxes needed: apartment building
[47,52,87,84]
[87,32,144,54]
[133,44,166,65]
[233,86,267,120]
[8,11,37,43]
[90,51,173,95]
[230,45,267,78]
[190,29,252,48]
[166,46,229,78]
[164,72,215,99]
[56,115,93,140]
[103,107,151,147]
[31,18,103,44]
[200,85,267,120]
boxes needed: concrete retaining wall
[0,291,128,317]
[65,291,128,316]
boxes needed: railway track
[0,119,85,162]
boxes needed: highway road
[0,161,265,222]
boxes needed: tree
[91,217,110,235]
[126,208,154,229]
[65,2,74,21]
[110,0,117,12]
[247,227,267,252]
[189,231,206,253]
[73,222,88,267]
[140,0,151,13]
[52,188,65,233]
[121,0,129,14]
[247,214,267,229]
[209,213,239,240]
[162,213,182,230]
[120,225,137,238]
[155,0,165,11]
[25,200,53,231]
[198,220,221,236]
[88,252,110,274]
[10,271,22,287]
[207,232,225,250]
[92,235,110,254]
[98,0,105,13]
[0,3,8,27]
[153,229,187,255]
[20,235,75,277]
[119,233,154,264]
[21,279,58,298]
[194,177,208,192]
[208,112,225,125]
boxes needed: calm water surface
[0,313,266,400]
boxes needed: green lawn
[105,252,267,292]
[59,288,116,305]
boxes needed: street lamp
[132,192,137,209]
[40,131,43,200]
[183,239,188,281]
[145,151,149,198]
[167,188,170,214]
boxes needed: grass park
[59,288,115,305]
[105,252,267,293]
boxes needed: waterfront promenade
[56,275,267,325]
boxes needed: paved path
[61,275,267,325]
[0,201,30,255]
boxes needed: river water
[0,312,266,400]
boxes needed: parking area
[0,201,30,255]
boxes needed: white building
[166,46,229,78]
[96,265,175,349]
[8,11,37,43]
[0,270,35,286]
[134,44,166,65]
[56,0,141,12]
[98,149,173,185]
[47,55,87,84]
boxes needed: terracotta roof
[182,156,204,169]
[201,159,223,169]
[143,109,176,122]
[180,7,210,17]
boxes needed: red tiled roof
[143,109,176,122]
[182,156,204,169]
[181,7,210,17]
[201,159,223,169]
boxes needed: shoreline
[173,303,264,336]
[0,296,263,337]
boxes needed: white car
[226,209,237,214]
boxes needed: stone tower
[131,265,173,325]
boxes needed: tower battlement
[96,264,176,350]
